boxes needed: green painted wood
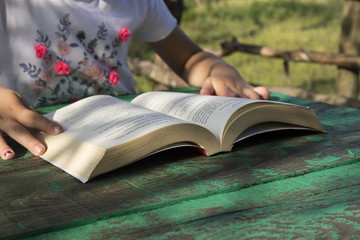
[25,161,360,240]
[1,88,360,239]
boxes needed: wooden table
[1,87,360,239]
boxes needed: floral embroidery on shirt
[109,71,120,86]
[118,27,131,42]
[54,61,71,75]
[19,13,130,107]
[34,44,48,59]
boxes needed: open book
[40,91,324,183]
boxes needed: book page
[44,95,189,148]
[131,91,262,141]
[234,122,314,143]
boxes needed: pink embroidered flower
[118,27,131,42]
[34,44,48,59]
[109,71,120,86]
[54,61,71,75]
[82,59,89,66]
[32,69,54,94]
[82,62,105,82]
[57,41,72,57]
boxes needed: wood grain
[1,91,360,239]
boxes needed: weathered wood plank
[25,160,360,239]
[1,91,360,238]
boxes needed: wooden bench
[1,87,360,239]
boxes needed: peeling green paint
[21,151,34,159]
[347,150,355,158]
[17,223,27,230]
[23,162,360,240]
[252,168,282,178]
[4,90,360,240]
[38,169,50,174]
[305,155,343,167]
[48,181,64,192]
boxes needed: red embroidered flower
[54,61,71,75]
[34,44,48,59]
[109,71,120,86]
[118,27,131,42]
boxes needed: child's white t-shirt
[0,0,177,107]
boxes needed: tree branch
[209,37,360,69]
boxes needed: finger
[0,132,15,160]
[200,78,216,95]
[216,86,241,98]
[3,122,46,156]
[231,84,269,100]
[16,108,63,135]
[201,77,242,97]
[17,92,35,110]
[253,86,270,100]
[2,90,63,135]
[241,88,263,100]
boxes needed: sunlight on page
[46,95,188,148]
[132,91,259,140]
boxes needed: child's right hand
[0,86,63,160]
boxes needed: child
[0,0,269,160]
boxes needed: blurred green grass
[132,0,343,94]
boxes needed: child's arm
[0,86,63,160]
[149,26,269,100]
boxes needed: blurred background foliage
[130,0,343,94]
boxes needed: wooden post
[336,0,360,98]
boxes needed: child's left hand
[150,26,270,100]
[199,73,270,100]
[196,57,269,99]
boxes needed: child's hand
[0,87,63,160]
[150,26,270,100]
[200,76,270,99]
[199,66,270,100]
[185,50,270,100]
